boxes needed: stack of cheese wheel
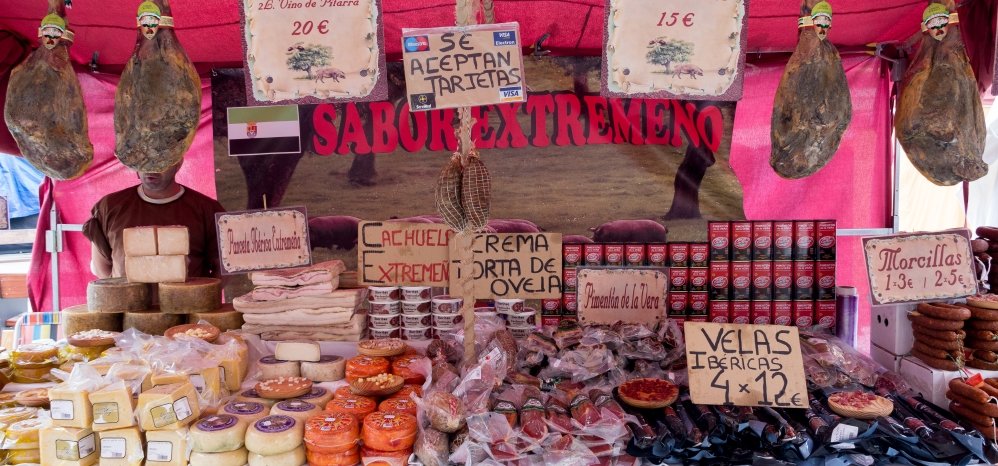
[258,341,346,383]
[188,414,249,466]
[304,412,360,466]
[908,302,971,370]
[5,417,48,464]
[66,277,148,335]
[360,411,417,463]
[62,304,124,337]
[325,396,377,423]
[10,343,59,384]
[963,298,998,370]
[219,401,269,427]
[245,415,306,466]
[159,277,223,316]
[345,355,390,383]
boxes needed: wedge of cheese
[124,256,187,284]
[156,226,189,256]
[48,385,92,429]
[144,428,188,465]
[39,426,99,466]
[123,227,157,257]
[137,383,200,431]
[97,427,143,466]
[90,383,137,431]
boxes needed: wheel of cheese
[361,411,418,452]
[259,356,301,379]
[11,343,58,366]
[190,414,247,453]
[5,447,41,463]
[222,401,269,426]
[301,355,346,382]
[334,385,354,400]
[159,278,222,314]
[10,366,54,384]
[388,385,422,400]
[189,448,248,466]
[304,412,360,454]
[390,355,428,385]
[87,278,150,313]
[247,444,305,466]
[324,397,377,423]
[306,447,361,466]
[297,387,334,407]
[345,356,389,383]
[361,446,413,466]
[270,399,321,423]
[5,418,48,446]
[123,311,183,335]
[245,415,304,456]
[62,305,125,336]
[236,389,277,407]
[378,397,417,417]
[0,407,38,425]
[188,305,243,331]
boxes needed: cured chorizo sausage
[977,226,998,242]
[949,378,990,404]
[970,319,998,331]
[912,325,965,340]
[917,303,971,320]
[949,401,995,428]
[912,348,961,370]
[968,306,998,321]
[914,332,963,351]
[946,391,998,418]
[968,359,998,371]
[909,313,965,331]
[972,239,990,253]
[914,341,960,360]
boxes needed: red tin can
[625,244,646,266]
[563,267,578,291]
[816,261,836,300]
[793,261,815,301]
[647,244,668,267]
[604,244,624,266]
[816,300,836,332]
[563,244,583,267]
[689,292,708,316]
[793,301,814,329]
[689,268,709,292]
[541,299,562,316]
[709,301,730,323]
[752,221,774,261]
[689,243,709,268]
[751,301,772,325]
[541,315,561,330]
[793,221,817,261]
[730,262,752,301]
[562,292,578,315]
[773,221,794,261]
[669,243,690,268]
[731,301,751,324]
[708,222,731,261]
[731,221,753,262]
[817,220,837,261]
[709,262,730,301]
[668,292,689,317]
[773,261,794,301]
[669,268,689,292]
[751,261,773,301]
[773,301,793,326]
[584,244,604,266]
[688,316,707,323]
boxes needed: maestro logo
[403,36,430,52]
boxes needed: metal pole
[48,202,59,312]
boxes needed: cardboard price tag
[215,207,311,274]
[577,268,667,326]
[863,228,977,305]
[685,322,807,408]
[450,233,562,299]
[358,221,454,286]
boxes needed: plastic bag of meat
[770,0,852,179]
[5,0,93,180]
[114,0,200,172]
[414,427,449,466]
[580,326,624,350]
[454,346,506,415]
[541,434,599,466]
[523,332,558,356]
[896,1,987,186]
[423,391,467,433]
[546,398,574,433]
[613,322,657,341]
[520,386,549,442]
[467,412,514,444]
[492,386,522,429]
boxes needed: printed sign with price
[685,322,808,408]
[863,228,978,305]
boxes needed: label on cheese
[274,400,314,413]
[256,415,296,433]
[93,402,120,424]
[56,432,96,460]
[150,397,192,428]
[190,375,206,394]
[101,437,127,458]
[225,401,265,416]
[50,400,75,420]
[147,441,174,461]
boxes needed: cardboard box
[898,355,961,408]
[870,344,903,373]
[870,304,916,355]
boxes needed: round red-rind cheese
[390,355,428,385]
[361,411,418,452]
[619,378,679,405]
[325,397,377,423]
[345,356,390,383]
[306,447,361,466]
[333,385,354,399]
[378,397,417,417]
[361,446,413,466]
[388,385,422,400]
[305,412,359,451]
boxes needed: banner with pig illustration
[211,58,744,284]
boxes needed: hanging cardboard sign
[602,0,748,101]
[685,322,808,408]
[239,0,387,105]
[401,22,525,111]
[215,207,312,274]
[863,228,977,305]
[449,233,562,299]
[576,268,667,325]
[358,221,454,286]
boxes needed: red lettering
[427,109,457,151]
[524,94,555,147]
[493,103,528,149]
[671,101,699,148]
[697,105,723,152]
[553,93,585,146]
[397,103,428,152]
[337,104,372,155]
[381,230,392,246]
[311,104,338,156]
[471,106,496,149]
[614,99,644,145]
[646,101,670,145]
[584,96,611,145]
[370,101,398,153]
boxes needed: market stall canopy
[0,0,928,67]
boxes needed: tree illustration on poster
[286,44,332,81]
[646,38,693,73]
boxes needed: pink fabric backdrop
[730,55,895,353]
[27,70,217,314]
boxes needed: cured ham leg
[114,0,200,172]
[896,0,987,186]
[4,0,93,179]
[770,0,851,179]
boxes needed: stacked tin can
[429,293,464,339]
[665,242,710,325]
[368,286,402,339]
[496,298,536,339]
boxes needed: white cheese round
[189,447,248,466]
[258,355,300,379]
[247,444,306,466]
[222,401,269,427]
[270,399,320,424]
[189,414,247,453]
[245,415,304,456]
[300,355,345,382]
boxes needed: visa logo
[403,36,430,53]
[499,87,522,101]
[493,31,517,46]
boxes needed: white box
[870,303,916,354]
[870,344,903,373]
[898,355,957,408]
